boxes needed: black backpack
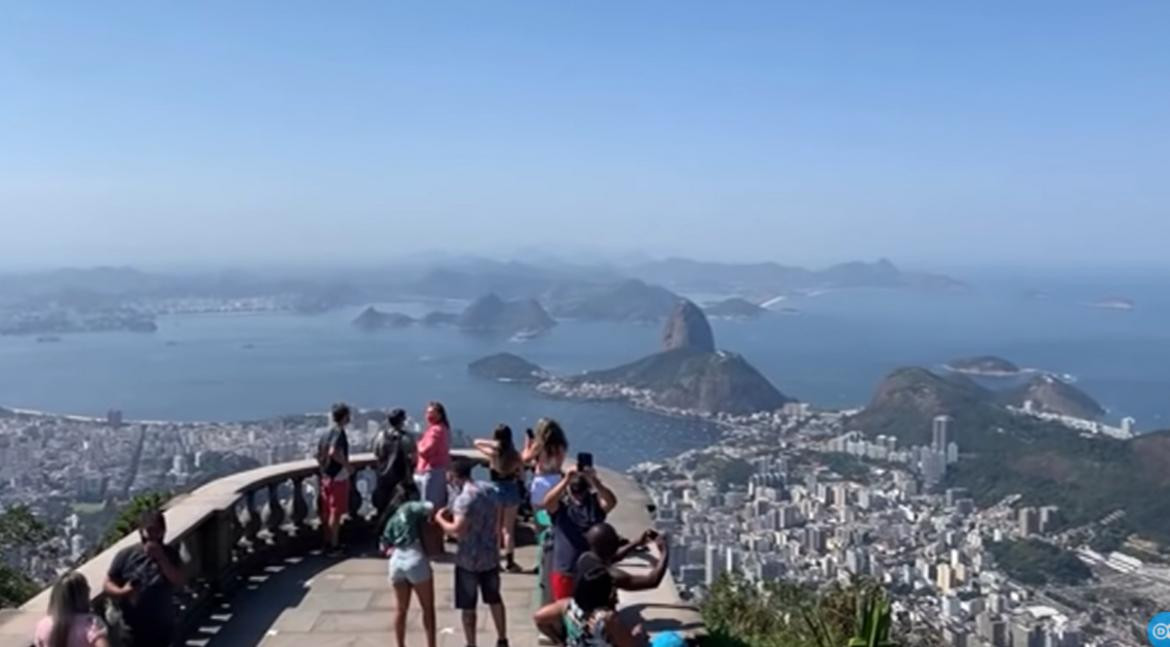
[376,429,410,484]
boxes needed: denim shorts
[388,544,432,585]
[493,479,524,507]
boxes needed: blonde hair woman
[34,572,109,647]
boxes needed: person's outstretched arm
[613,534,670,592]
[474,438,499,460]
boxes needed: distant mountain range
[628,258,969,297]
[0,257,968,327]
[849,366,1170,542]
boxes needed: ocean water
[1,271,1168,468]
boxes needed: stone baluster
[265,481,285,540]
[348,468,363,522]
[243,488,262,546]
[290,475,309,532]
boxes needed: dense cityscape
[636,408,1165,647]
[2,388,1164,646]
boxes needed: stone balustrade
[0,451,701,647]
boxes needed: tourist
[543,466,617,600]
[475,424,526,572]
[435,457,509,647]
[102,509,185,647]
[316,402,353,555]
[380,498,438,647]
[34,572,109,647]
[522,417,568,509]
[372,407,417,526]
[583,523,670,593]
[532,562,646,647]
[415,401,451,509]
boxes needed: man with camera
[541,452,617,600]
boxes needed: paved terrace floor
[184,474,700,646]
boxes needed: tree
[0,504,51,547]
[0,563,38,608]
[0,505,52,608]
[701,575,898,647]
[98,492,172,551]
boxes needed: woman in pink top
[414,401,451,508]
[34,572,109,647]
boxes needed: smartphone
[645,529,659,540]
[577,451,593,469]
[525,428,534,440]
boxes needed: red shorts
[550,571,574,600]
[320,477,350,520]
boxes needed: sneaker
[496,640,510,647]
[504,561,524,574]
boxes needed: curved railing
[0,451,474,646]
[0,451,700,646]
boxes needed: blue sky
[1,2,1167,269]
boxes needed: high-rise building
[1039,506,1060,533]
[704,543,722,587]
[1018,507,1040,536]
[1011,618,1039,647]
[936,563,955,593]
[106,409,124,427]
[1121,416,1136,437]
[932,415,951,452]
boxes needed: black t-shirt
[107,543,182,635]
[318,426,349,478]
[552,493,606,574]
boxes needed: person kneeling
[533,563,645,647]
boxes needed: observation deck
[0,451,700,646]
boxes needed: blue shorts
[389,544,432,585]
[493,479,524,507]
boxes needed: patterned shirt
[381,501,433,549]
[452,480,499,572]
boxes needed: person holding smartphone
[541,454,617,600]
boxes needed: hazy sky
[1,2,1167,270]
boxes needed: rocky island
[943,355,1021,377]
[468,300,792,416]
[457,294,556,337]
[544,300,793,415]
[351,306,415,330]
[467,353,548,383]
[704,297,767,319]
